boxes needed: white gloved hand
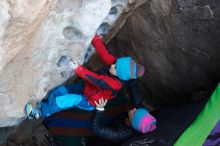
[94,98,108,111]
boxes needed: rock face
[0,0,147,128]
[108,0,220,108]
[0,119,49,146]
[0,0,113,127]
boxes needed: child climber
[90,98,156,143]
[25,34,145,119]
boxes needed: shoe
[25,103,40,119]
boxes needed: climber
[25,34,145,119]
[89,98,156,143]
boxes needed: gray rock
[108,0,220,108]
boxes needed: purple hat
[131,108,156,133]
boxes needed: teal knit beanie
[116,57,144,80]
[131,108,157,133]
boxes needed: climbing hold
[57,55,69,67]
[60,71,68,78]
[109,7,118,15]
[97,23,110,36]
[63,26,83,41]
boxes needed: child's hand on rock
[69,61,79,70]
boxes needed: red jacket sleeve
[91,34,116,65]
[75,65,121,90]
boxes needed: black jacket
[90,80,143,142]
[91,110,135,142]
[97,67,143,108]
[125,79,143,108]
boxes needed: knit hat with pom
[116,57,144,81]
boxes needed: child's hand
[69,61,78,70]
[94,98,108,111]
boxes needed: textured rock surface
[0,0,112,127]
[0,119,49,146]
[107,0,220,108]
[0,0,148,144]
[0,0,219,144]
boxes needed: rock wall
[108,0,220,108]
[0,0,147,128]
[0,0,113,127]
[0,0,219,144]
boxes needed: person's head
[109,57,144,80]
[128,108,156,134]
